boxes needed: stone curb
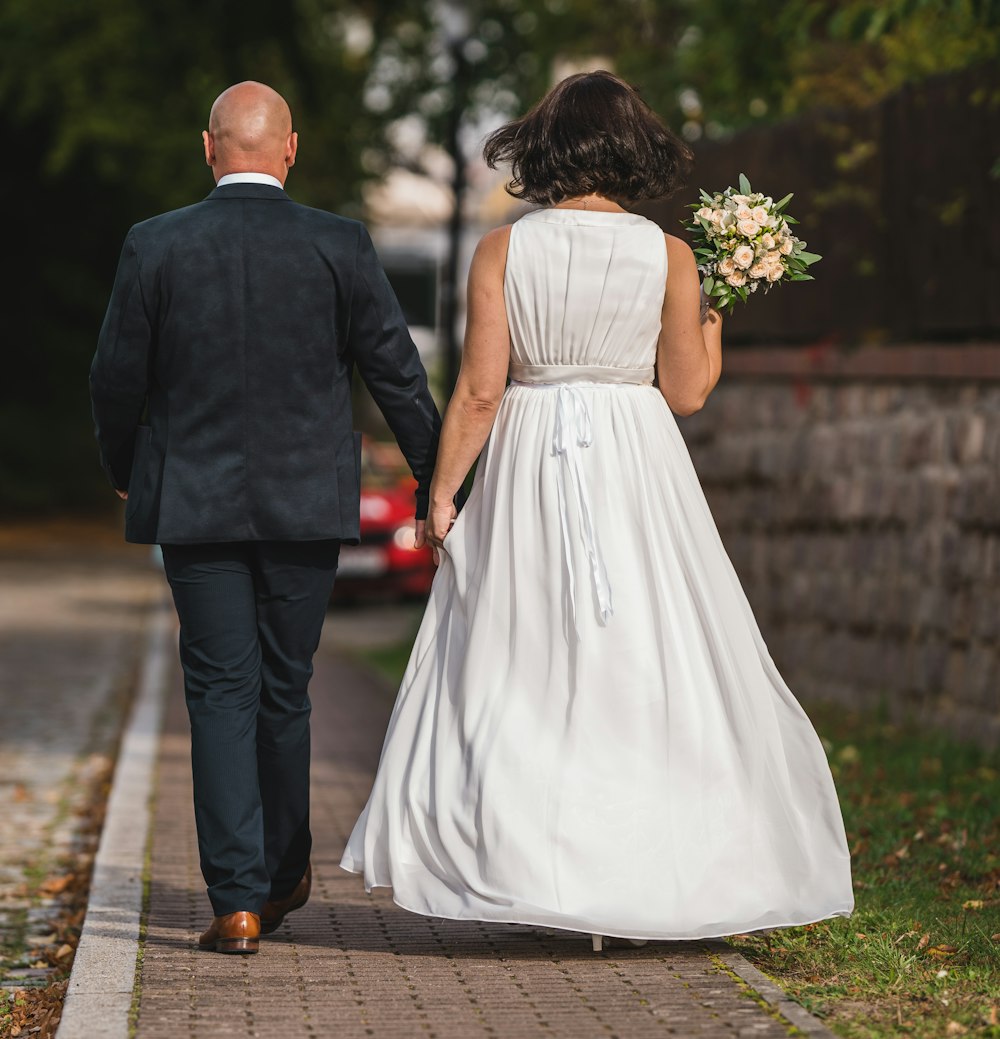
[711,943,840,1038]
[56,597,173,1039]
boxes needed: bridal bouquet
[685,174,820,313]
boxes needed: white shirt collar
[216,172,284,189]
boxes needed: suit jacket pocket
[125,425,163,544]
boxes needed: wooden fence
[642,63,1000,345]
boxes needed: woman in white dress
[341,70,854,949]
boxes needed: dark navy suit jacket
[90,182,441,544]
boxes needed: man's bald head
[203,81,298,185]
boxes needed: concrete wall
[678,345,1000,748]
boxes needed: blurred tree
[0,0,400,512]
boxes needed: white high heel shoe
[590,933,648,952]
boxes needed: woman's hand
[424,501,458,564]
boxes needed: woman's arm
[426,225,513,547]
[656,234,723,416]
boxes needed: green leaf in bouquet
[699,189,714,204]
[738,172,752,195]
[702,276,715,294]
[789,273,815,281]
[782,215,800,225]
[774,192,794,211]
[797,251,822,265]
[736,285,749,302]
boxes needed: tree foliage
[0,0,397,511]
[1,0,997,511]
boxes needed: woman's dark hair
[483,70,693,206]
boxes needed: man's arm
[89,229,153,492]
[345,225,442,522]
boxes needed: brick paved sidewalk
[134,626,812,1039]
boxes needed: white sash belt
[508,363,653,635]
[509,362,655,385]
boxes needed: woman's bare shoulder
[663,233,696,267]
[470,225,513,281]
[477,224,513,256]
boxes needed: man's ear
[286,131,298,169]
[202,130,215,167]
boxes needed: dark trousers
[161,540,340,915]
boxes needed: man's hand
[115,489,128,501]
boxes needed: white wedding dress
[340,207,854,940]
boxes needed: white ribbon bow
[552,384,613,636]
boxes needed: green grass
[349,639,999,1037]
[355,638,416,690]
[728,700,1000,1038]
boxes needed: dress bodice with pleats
[504,208,667,372]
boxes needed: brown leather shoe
[198,911,261,954]
[260,863,312,935]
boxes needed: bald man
[90,82,442,954]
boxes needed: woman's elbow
[457,391,503,418]
[664,383,711,416]
[669,396,706,417]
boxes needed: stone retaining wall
[679,345,1000,748]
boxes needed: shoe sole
[201,938,260,954]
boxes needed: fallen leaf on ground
[38,876,73,896]
[945,1021,968,1035]
[961,899,984,910]
[926,944,958,958]
[54,944,73,960]
[917,933,931,950]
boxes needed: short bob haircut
[483,70,693,207]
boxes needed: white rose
[737,218,760,238]
[764,249,783,267]
[697,206,714,221]
[749,261,767,279]
[760,232,776,251]
[733,244,755,269]
[779,238,794,255]
[718,256,736,276]
[732,194,750,204]
[766,265,784,282]
[752,206,769,224]
[726,270,747,287]
[735,204,753,222]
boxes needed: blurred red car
[332,438,436,602]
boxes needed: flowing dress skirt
[341,382,854,940]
